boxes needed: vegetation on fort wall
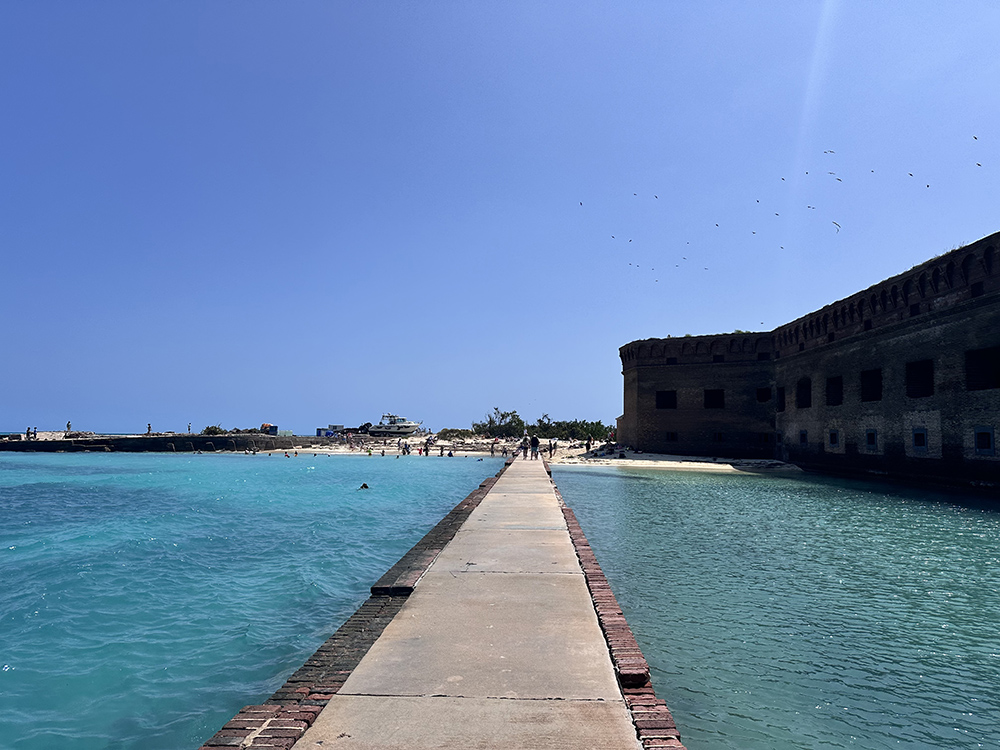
[200,425,265,436]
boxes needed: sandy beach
[258,434,800,473]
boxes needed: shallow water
[0,452,503,749]
[552,467,1000,750]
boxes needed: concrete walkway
[292,457,642,750]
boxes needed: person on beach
[530,434,540,460]
[66,421,71,432]
[147,423,152,435]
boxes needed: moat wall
[0,434,331,453]
[619,231,1000,488]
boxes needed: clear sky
[2,2,998,435]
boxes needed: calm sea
[0,452,504,749]
[552,466,1000,750]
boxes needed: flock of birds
[579,137,989,289]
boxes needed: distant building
[618,231,1000,488]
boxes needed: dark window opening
[704,389,725,409]
[910,303,921,317]
[860,369,883,402]
[912,428,928,452]
[799,430,808,445]
[713,354,725,363]
[655,390,677,409]
[829,430,840,447]
[906,359,934,398]
[756,387,772,403]
[971,281,985,298]
[712,432,726,442]
[665,357,678,365]
[776,387,786,412]
[866,429,878,450]
[664,431,678,442]
[864,319,873,331]
[827,332,835,343]
[974,427,994,456]
[826,376,844,406]
[756,432,772,443]
[966,347,1000,390]
[799,343,805,351]
[796,377,812,409]
[757,352,771,361]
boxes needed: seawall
[197,458,684,749]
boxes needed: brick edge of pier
[196,460,513,749]
[546,461,688,750]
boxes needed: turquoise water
[553,467,1000,750]
[0,452,503,749]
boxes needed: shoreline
[0,431,800,472]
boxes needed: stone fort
[618,231,1000,488]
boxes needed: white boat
[367,414,422,437]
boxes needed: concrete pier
[199,457,685,749]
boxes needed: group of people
[518,434,560,460]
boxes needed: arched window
[822,314,829,333]
[918,273,928,297]
[985,246,995,274]
[880,290,888,310]
[870,293,879,313]
[931,268,940,292]
[962,254,977,283]
[945,261,955,287]
[902,279,913,303]
[890,286,899,307]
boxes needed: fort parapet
[619,231,1000,489]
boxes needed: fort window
[756,387,772,403]
[704,389,725,409]
[796,377,812,409]
[890,286,900,307]
[965,346,1000,390]
[713,354,725,363]
[918,273,928,297]
[910,303,921,317]
[864,319,873,331]
[985,246,995,274]
[664,431,678,442]
[712,432,726,442]
[827,332,835,342]
[860,369,883,401]
[912,428,928,453]
[902,280,913,302]
[931,267,941,292]
[755,432,772,444]
[829,430,840,447]
[962,254,976,283]
[799,343,805,351]
[655,390,677,409]
[799,430,808,445]
[866,429,878,451]
[945,261,955,287]
[757,352,771,360]
[971,281,985,298]
[826,376,844,406]
[974,426,995,456]
[776,387,786,412]
[905,359,935,398]
[666,357,678,364]
[880,290,888,310]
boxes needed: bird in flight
[832,221,841,233]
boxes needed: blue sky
[2,2,998,435]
